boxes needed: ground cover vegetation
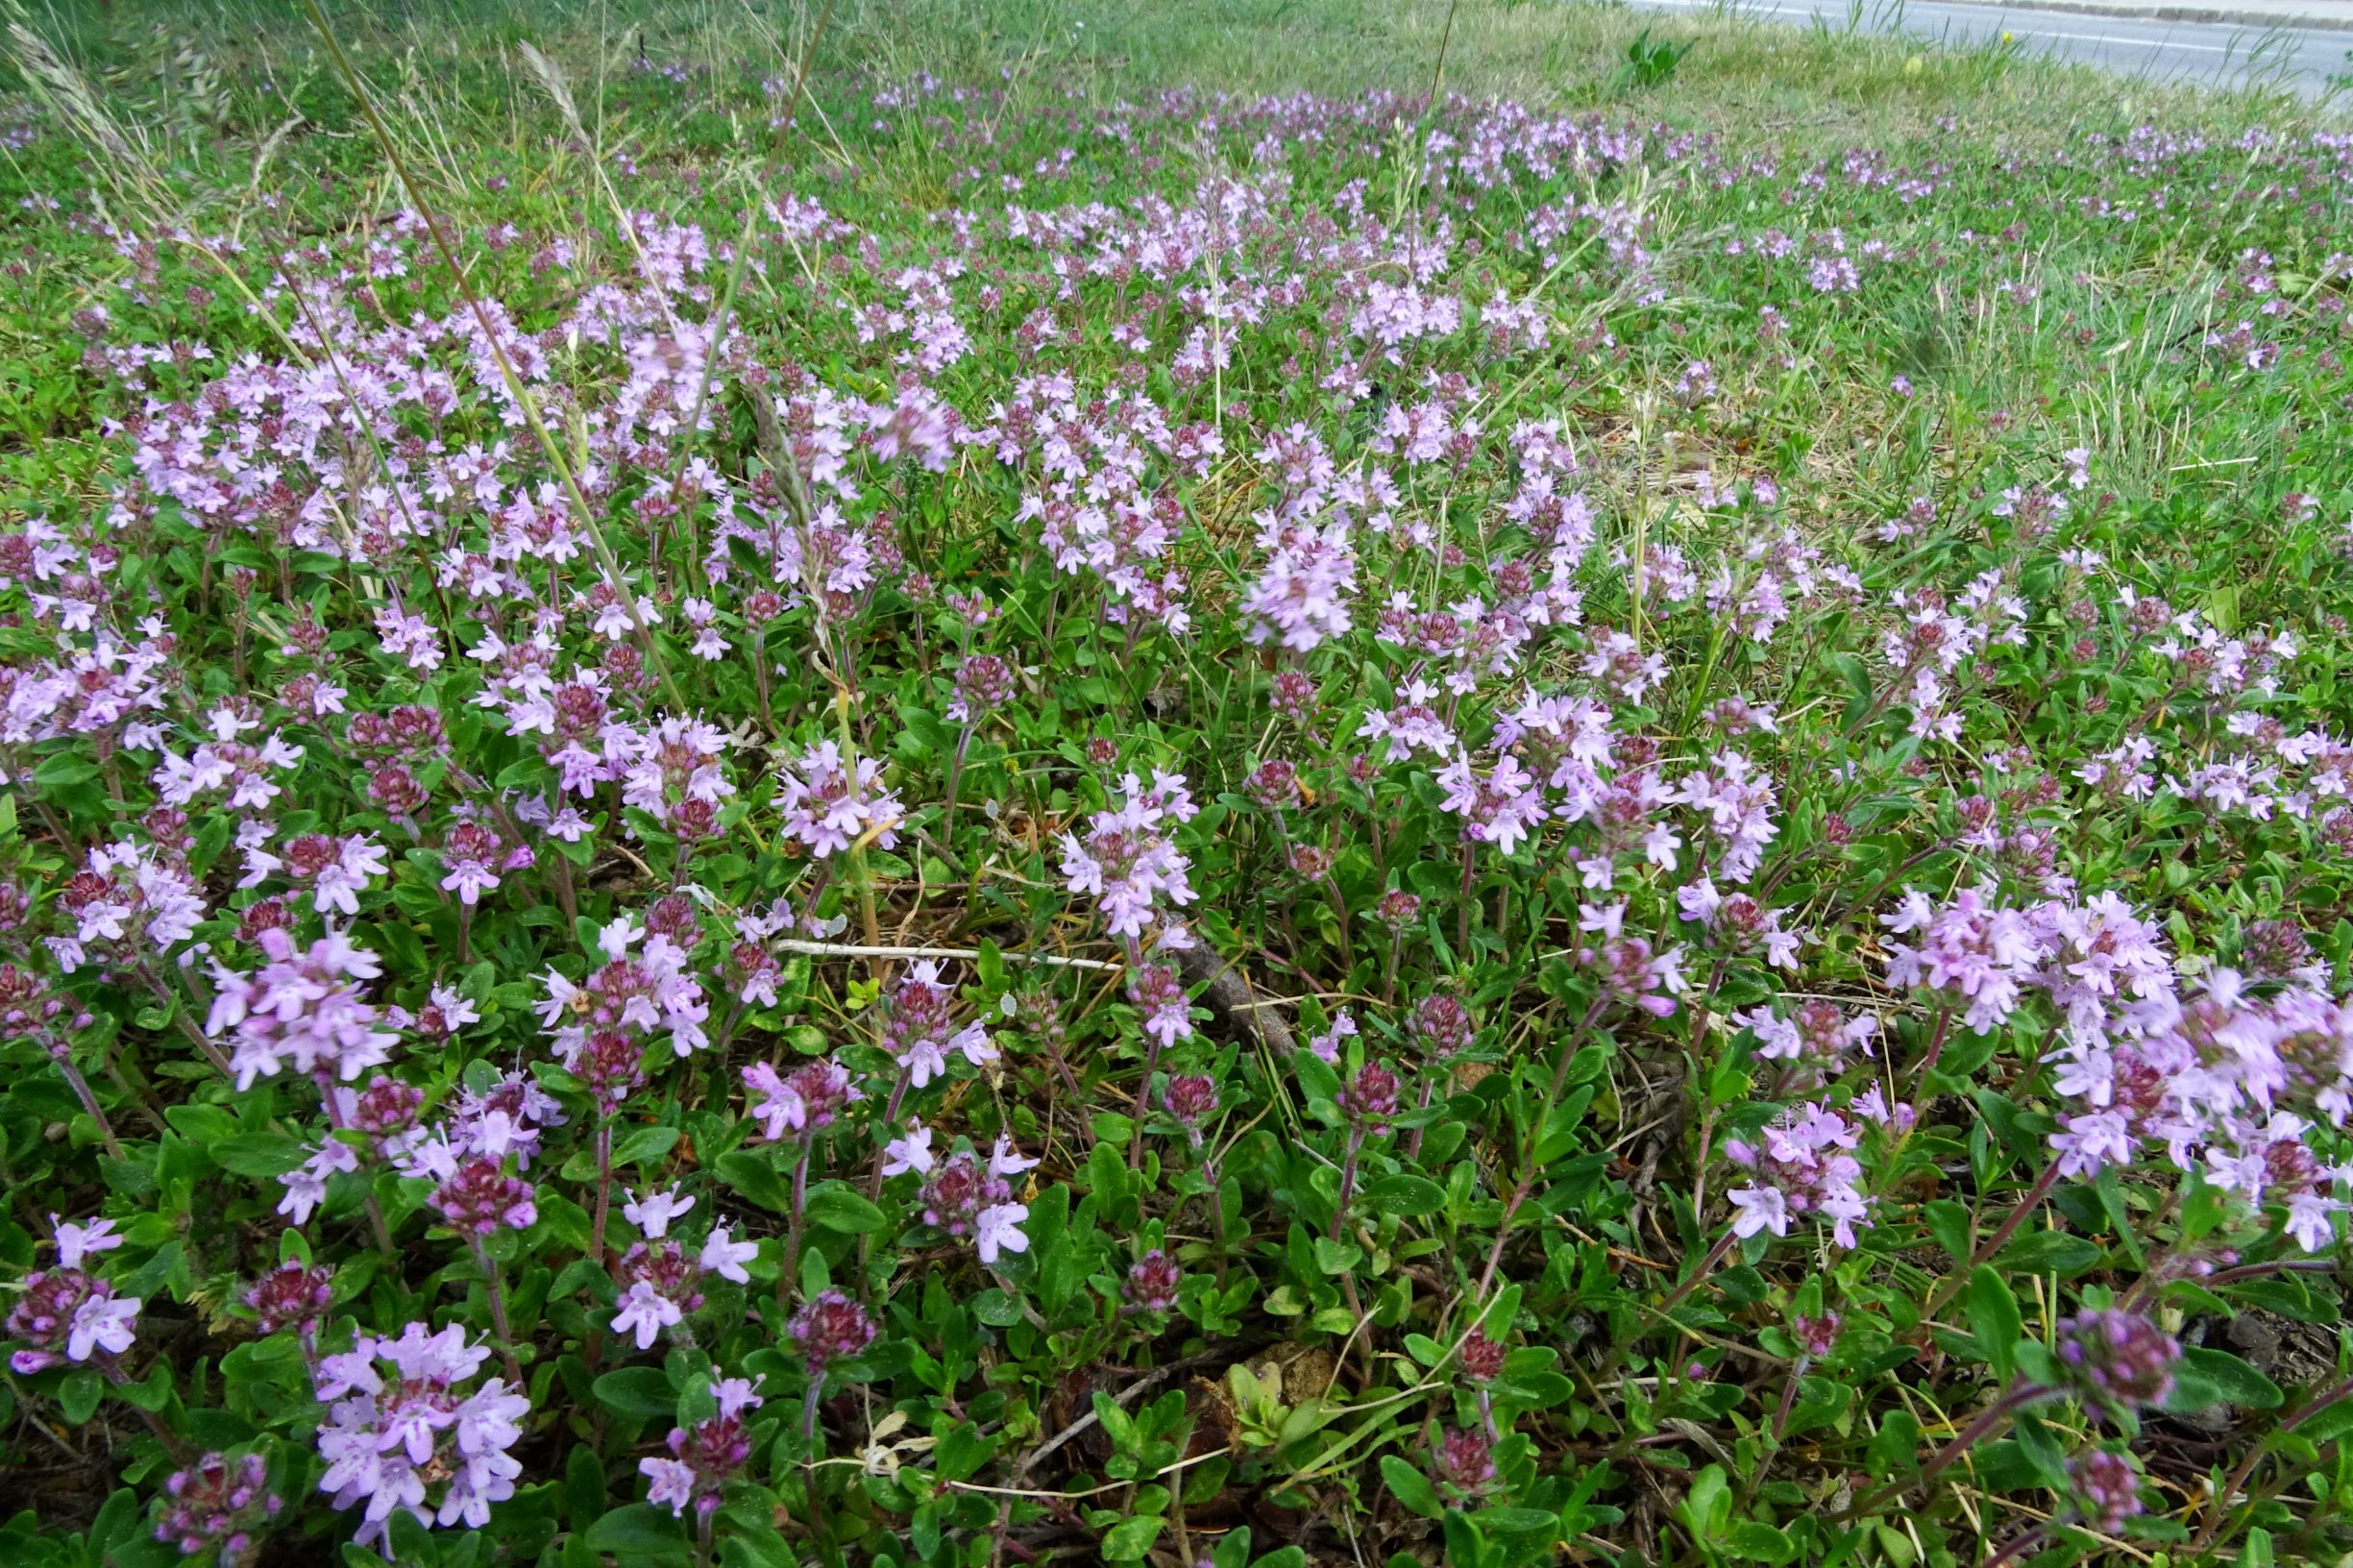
[2,2,2352,1565]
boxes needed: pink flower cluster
[313,1322,530,1545]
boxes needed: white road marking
[1626,0,2291,56]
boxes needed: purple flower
[1733,999,1876,1086]
[744,1057,864,1140]
[536,915,710,1063]
[313,1323,527,1545]
[883,961,997,1087]
[881,1121,936,1176]
[641,1374,764,1519]
[1240,516,1357,652]
[975,1201,1031,1264]
[776,739,903,859]
[1575,902,1687,1018]
[1436,749,1547,855]
[205,927,398,1090]
[611,1282,684,1351]
[919,1147,1031,1263]
[1722,1102,1871,1249]
[1128,961,1193,1050]
[611,1240,707,1349]
[1060,772,1199,940]
[6,1266,139,1373]
[52,1215,123,1268]
[623,1185,695,1238]
[699,1223,758,1285]
[437,821,507,907]
[1879,885,2047,1036]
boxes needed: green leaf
[1996,1230,2102,1276]
[1101,1515,1165,1561]
[974,938,1007,992]
[1720,1520,1797,1563]
[934,1421,998,1482]
[1922,1199,1972,1264]
[1679,1463,1732,1538]
[2179,1347,2284,1410]
[1472,1507,1560,1538]
[611,1125,680,1168]
[1086,1140,1131,1207]
[1380,1455,1443,1519]
[60,1368,103,1424]
[804,1183,887,1235]
[1293,1049,1341,1107]
[585,1503,691,1561]
[716,1150,789,1213]
[209,1133,309,1178]
[1965,1265,2022,1379]
[1866,1409,1922,1479]
[593,1367,677,1422]
[1364,1174,1446,1215]
[33,752,102,790]
[1971,1088,2047,1169]
[2009,1409,2071,1489]
[565,1439,607,1526]
[970,1288,1024,1327]
[1783,1376,1850,1436]
[1489,1370,1575,1409]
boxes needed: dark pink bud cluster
[577,1029,650,1115]
[1411,994,1475,1059]
[2054,1309,2180,1409]
[1287,844,1333,878]
[245,1262,334,1335]
[919,1150,1014,1238]
[153,1450,280,1559]
[1123,1250,1183,1312]
[1432,1427,1496,1497]
[1458,1329,1508,1384]
[1269,670,1319,723]
[1248,759,1300,811]
[432,1157,538,1237]
[1163,1073,1218,1128]
[2069,1448,2145,1532]
[787,1289,876,1372]
[1793,1311,1842,1360]
[949,654,1016,723]
[646,894,702,947]
[350,1076,424,1140]
[1336,1061,1399,1131]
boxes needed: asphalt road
[1622,0,2353,95]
